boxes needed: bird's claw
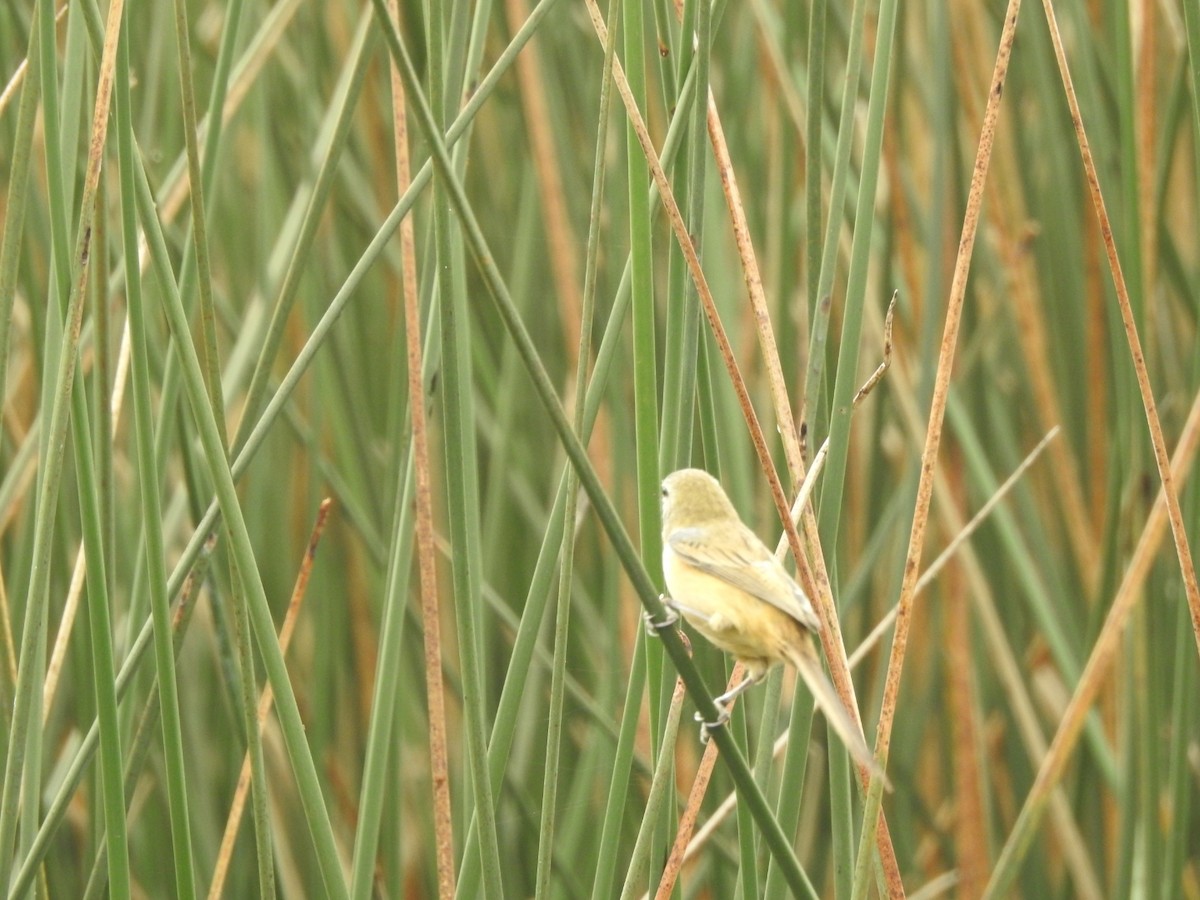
[642,598,679,637]
[695,702,730,744]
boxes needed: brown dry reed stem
[954,5,1098,590]
[848,427,1058,667]
[386,11,456,894]
[582,0,793,552]
[207,499,332,899]
[871,0,1020,771]
[583,2,903,867]
[866,273,1106,896]
[578,8,767,594]
[792,327,906,893]
[670,0,804,489]
[1038,0,1200,648]
[705,95,804,486]
[775,306,902,871]
[984,380,1200,896]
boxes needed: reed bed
[1,0,1198,896]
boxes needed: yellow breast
[662,547,800,671]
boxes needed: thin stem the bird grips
[642,602,731,742]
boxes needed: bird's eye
[661,487,669,498]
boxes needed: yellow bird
[655,467,881,779]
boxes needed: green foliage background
[1,0,1199,896]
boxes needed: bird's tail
[787,640,891,790]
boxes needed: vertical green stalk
[424,0,504,893]
[1160,596,1196,898]
[589,54,704,900]
[623,0,667,743]
[678,0,710,465]
[658,0,706,471]
[1113,630,1138,899]
[1184,0,1200,231]
[23,7,71,866]
[819,0,900,892]
[816,0,899,555]
[619,6,674,881]
[22,4,131,892]
[751,672,784,872]
[351,292,441,896]
[0,0,120,886]
[350,452,417,899]
[446,0,491,717]
[733,694,760,898]
[1134,603,1160,896]
[68,70,132,900]
[617,682,686,900]
[9,541,218,898]
[850,760,887,899]
[0,20,41,431]
[115,21,199,898]
[803,0,826,337]
[461,265,632,900]
[121,65,351,900]
[79,539,212,900]
[763,692,816,898]
[168,0,274,892]
[1111,0,1144,326]
[232,13,377,456]
[534,2,616,892]
[11,95,449,893]
[803,0,869,445]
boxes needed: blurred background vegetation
[1,0,1199,896]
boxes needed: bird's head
[660,468,739,533]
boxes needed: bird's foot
[643,597,679,637]
[695,701,730,744]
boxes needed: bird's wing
[666,526,821,631]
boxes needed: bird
[654,467,882,780]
